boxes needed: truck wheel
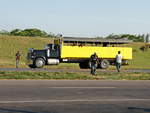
[34,58,45,68]
[79,62,89,69]
[100,59,110,69]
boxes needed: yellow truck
[27,37,132,69]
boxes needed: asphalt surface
[1,68,150,73]
[0,80,150,113]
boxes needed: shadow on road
[128,107,150,112]
[0,108,37,113]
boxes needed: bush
[10,28,48,37]
[106,34,144,42]
[140,44,150,51]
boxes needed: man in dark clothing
[90,53,99,75]
[15,51,21,68]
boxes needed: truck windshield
[45,44,59,50]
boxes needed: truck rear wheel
[34,58,45,68]
[99,59,110,69]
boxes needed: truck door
[49,44,60,58]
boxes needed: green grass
[0,35,150,69]
[0,35,52,68]
[0,71,150,80]
[126,43,150,69]
[0,71,93,80]
[97,72,150,80]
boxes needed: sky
[0,0,150,37]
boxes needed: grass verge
[1,35,150,69]
[0,71,150,80]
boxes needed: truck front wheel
[34,58,45,68]
[99,59,110,69]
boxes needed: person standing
[15,51,21,68]
[90,53,99,75]
[115,51,122,72]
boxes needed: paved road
[1,68,150,73]
[0,80,150,113]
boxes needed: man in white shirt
[115,51,122,72]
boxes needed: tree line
[0,28,61,38]
[106,33,150,42]
[0,28,149,42]
[98,33,150,42]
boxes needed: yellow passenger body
[61,45,132,60]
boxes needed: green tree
[21,28,48,37]
[10,28,49,37]
[10,29,22,36]
[106,34,144,42]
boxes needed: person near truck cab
[15,51,21,68]
[115,51,122,72]
[90,53,99,75]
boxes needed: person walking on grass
[15,51,21,68]
[115,51,122,72]
[90,52,99,75]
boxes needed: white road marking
[49,87,116,89]
[0,99,150,103]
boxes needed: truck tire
[99,59,110,69]
[79,62,89,69]
[34,58,45,68]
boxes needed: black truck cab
[27,44,60,68]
